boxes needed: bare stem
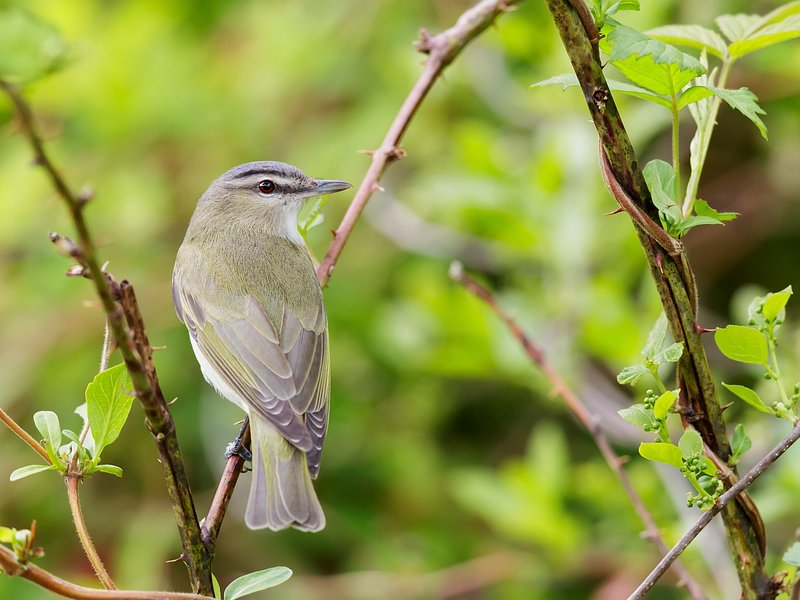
[201,0,524,551]
[450,263,706,600]
[0,408,51,464]
[0,544,210,600]
[629,421,800,599]
[65,475,115,590]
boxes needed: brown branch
[0,408,51,464]
[65,475,115,590]
[201,0,525,551]
[629,421,800,599]
[450,262,707,600]
[0,544,211,600]
[0,81,212,595]
[543,1,769,596]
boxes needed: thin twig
[628,421,800,599]
[450,262,707,600]
[0,408,51,464]
[0,80,211,595]
[201,0,524,550]
[0,544,210,600]
[65,475,115,590]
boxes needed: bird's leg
[225,418,253,468]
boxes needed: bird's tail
[245,416,325,532]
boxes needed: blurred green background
[1,0,799,598]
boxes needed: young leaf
[694,199,737,222]
[642,312,668,360]
[653,389,678,420]
[730,423,752,464]
[213,573,222,600]
[33,411,62,465]
[674,215,726,236]
[10,464,56,481]
[729,15,800,59]
[699,457,717,476]
[224,567,293,600]
[0,527,15,544]
[652,342,683,365]
[678,428,703,458]
[639,442,683,468]
[716,14,762,43]
[709,86,768,140]
[677,86,715,110]
[722,382,775,415]
[648,24,728,59]
[93,464,123,477]
[86,363,133,460]
[618,404,654,430]
[714,325,768,365]
[531,74,673,108]
[617,363,650,385]
[784,542,800,568]
[643,160,680,226]
[762,286,793,322]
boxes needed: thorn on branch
[694,323,714,335]
[48,232,85,264]
[604,207,624,216]
[357,148,376,157]
[415,28,434,54]
[371,182,385,193]
[385,146,407,163]
[65,265,88,278]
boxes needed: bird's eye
[257,180,275,195]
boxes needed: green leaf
[617,363,649,385]
[0,527,15,544]
[756,1,800,28]
[709,86,768,140]
[722,382,775,415]
[653,389,678,420]
[643,160,680,225]
[730,423,752,464]
[674,215,726,236]
[618,404,654,430]
[93,464,123,477]
[729,15,800,58]
[33,411,62,465]
[762,286,793,322]
[714,325,768,365]
[86,363,133,460]
[213,573,222,600]
[784,541,800,568]
[699,457,717,476]
[10,464,55,481]
[639,442,683,468]
[298,195,327,237]
[0,7,70,83]
[694,199,738,222]
[607,20,706,74]
[652,342,683,365]
[642,312,668,360]
[648,24,728,59]
[677,86,715,110]
[531,74,673,108]
[224,567,293,600]
[678,428,703,458]
[716,14,762,43]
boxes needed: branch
[543,2,769,596]
[629,421,800,599]
[0,544,211,600]
[201,0,525,550]
[450,263,707,600]
[0,408,50,464]
[0,81,212,595]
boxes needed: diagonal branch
[0,80,212,595]
[450,263,707,600]
[200,0,526,550]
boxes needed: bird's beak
[310,179,352,196]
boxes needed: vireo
[172,162,351,531]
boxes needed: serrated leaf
[678,428,703,457]
[722,382,775,415]
[694,199,737,222]
[618,404,654,430]
[709,86,768,140]
[674,215,726,236]
[607,20,706,73]
[715,325,768,364]
[642,313,668,360]
[784,542,800,567]
[762,286,793,322]
[643,160,680,224]
[653,390,678,420]
[617,363,650,385]
[86,363,132,460]
[677,86,715,110]
[10,464,55,481]
[0,7,70,83]
[224,567,293,600]
[716,14,762,43]
[93,464,123,477]
[730,15,800,58]
[648,24,728,59]
[0,527,15,544]
[731,423,752,463]
[639,442,683,468]
[652,342,683,365]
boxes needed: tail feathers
[245,417,325,532]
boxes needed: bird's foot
[225,439,253,468]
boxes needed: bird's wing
[173,276,329,454]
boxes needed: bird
[172,161,351,531]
